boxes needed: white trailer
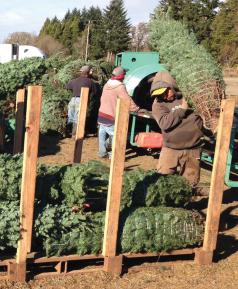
[0,43,46,63]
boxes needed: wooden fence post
[0,112,5,152]
[13,89,26,154]
[195,99,235,265]
[73,87,89,163]
[103,98,130,274]
[13,86,42,282]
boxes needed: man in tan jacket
[151,71,204,187]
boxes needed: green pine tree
[39,18,52,37]
[210,0,238,66]
[157,0,220,50]
[102,0,131,57]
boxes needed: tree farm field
[0,78,237,289]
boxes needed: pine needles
[148,12,225,130]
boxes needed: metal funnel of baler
[115,52,166,110]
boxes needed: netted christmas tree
[0,155,203,255]
[34,205,204,256]
[148,10,225,130]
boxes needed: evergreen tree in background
[158,0,220,50]
[38,1,131,60]
[39,18,52,36]
[210,0,238,66]
[61,21,73,52]
[102,0,131,58]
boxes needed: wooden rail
[103,98,130,274]
[13,88,26,154]
[10,86,42,281]
[195,99,236,264]
[73,87,89,163]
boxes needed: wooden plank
[203,99,235,254]
[8,262,26,282]
[124,248,195,258]
[104,256,123,275]
[13,88,26,154]
[194,248,213,265]
[73,87,89,163]
[15,86,42,281]
[33,267,103,279]
[103,98,130,257]
[32,254,103,264]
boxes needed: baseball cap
[112,66,126,76]
[80,65,92,73]
[151,87,167,96]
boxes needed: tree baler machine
[115,51,238,187]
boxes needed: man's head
[111,66,126,81]
[150,71,180,101]
[80,65,93,77]
[151,87,176,102]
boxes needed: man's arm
[152,102,187,131]
[66,80,73,90]
[118,84,140,112]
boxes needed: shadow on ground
[38,133,61,157]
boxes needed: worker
[66,65,96,136]
[150,71,205,188]
[97,66,144,159]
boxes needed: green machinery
[115,51,238,187]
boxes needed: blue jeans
[98,124,114,158]
[67,97,80,124]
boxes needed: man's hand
[138,108,148,114]
[181,98,188,110]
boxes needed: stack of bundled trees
[0,154,204,256]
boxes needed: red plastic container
[135,132,163,148]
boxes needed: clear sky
[0,0,159,43]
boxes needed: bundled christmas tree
[34,205,204,256]
[148,10,225,130]
[0,155,203,255]
[121,169,192,209]
[0,155,193,209]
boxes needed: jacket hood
[104,79,124,90]
[150,71,179,93]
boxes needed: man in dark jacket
[66,65,96,136]
[151,71,204,187]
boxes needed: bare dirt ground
[0,76,238,289]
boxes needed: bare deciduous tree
[130,22,149,52]
[36,35,67,56]
[4,32,37,45]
